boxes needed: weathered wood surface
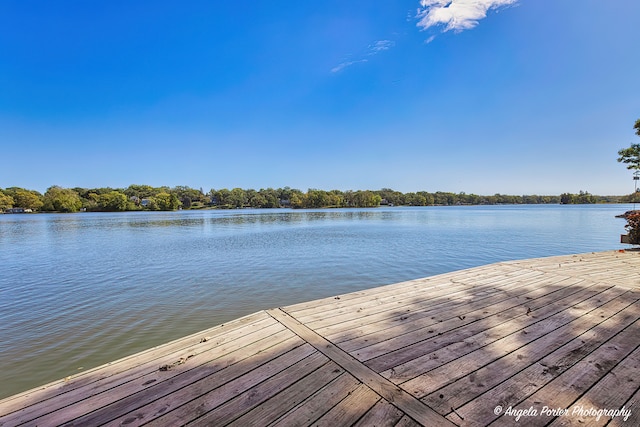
[1,250,639,426]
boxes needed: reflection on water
[0,205,632,398]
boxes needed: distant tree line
[0,185,632,213]
[559,191,597,205]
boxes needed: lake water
[0,204,634,399]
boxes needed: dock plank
[283,264,528,318]
[351,399,405,427]
[184,352,330,426]
[484,321,640,427]
[229,360,346,427]
[297,281,489,329]
[442,304,640,426]
[267,308,456,427]
[311,384,381,427]
[268,373,362,427]
[324,273,570,349]
[412,288,635,404]
[354,278,598,366]
[366,282,624,382]
[115,344,319,427]
[545,342,640,426]
[380,282,609,383]
[607,387,640,427]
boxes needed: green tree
[286,188,304,208]
[210,188,232,207]
[560,193,576,204]
[376,188,405,206]
[405,192,426,206]
[144,197,159,210]
[577,190,596,204]
[81,192,100,211]
[42,186,83,212]
[617,119,640,171]
[289,192,304,209]
[5,188,44,211]
[364,191,382,207]
[245,189,258,207]
[617,143,640,170]
[327,190,345,207]
[248,191,267,208]
[304,189,329,208]
[278,187,294,205]
[560,191,595,204]
[259,188,281,208]
[228,188,247,208]
[345,190,381,208]
[0,191,14,211]
[434,192,457,206]
[124,184,157,199]
[621,192,640,204]
[155,192,181,210]
[465,193,481,205]
[98,191,128,211]
[84,187,116,195]
[171,186,206,208]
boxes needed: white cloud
[417,0,518,33]
[331,59,368,73]
[331,39,395,73]
[368,40,395,53]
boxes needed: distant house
[130,196,152,207]
[5,208,33,214]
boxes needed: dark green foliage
[617,119,640,170]
[621,192,640,204]
[618,144,640,170]
[154,192,182,211]
[3,187,44,211]
[97,191,129,211]
[560,191,596,204]
[0,190,14,211]
[42,186,83,212]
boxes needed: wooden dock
[1,250,639,426]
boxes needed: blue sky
[1,0,639,195]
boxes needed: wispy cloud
[331,39,395,73]
[368,40,395,54]
[331,59,368,73]
[416,0,518,33]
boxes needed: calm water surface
[0,205,633,398]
